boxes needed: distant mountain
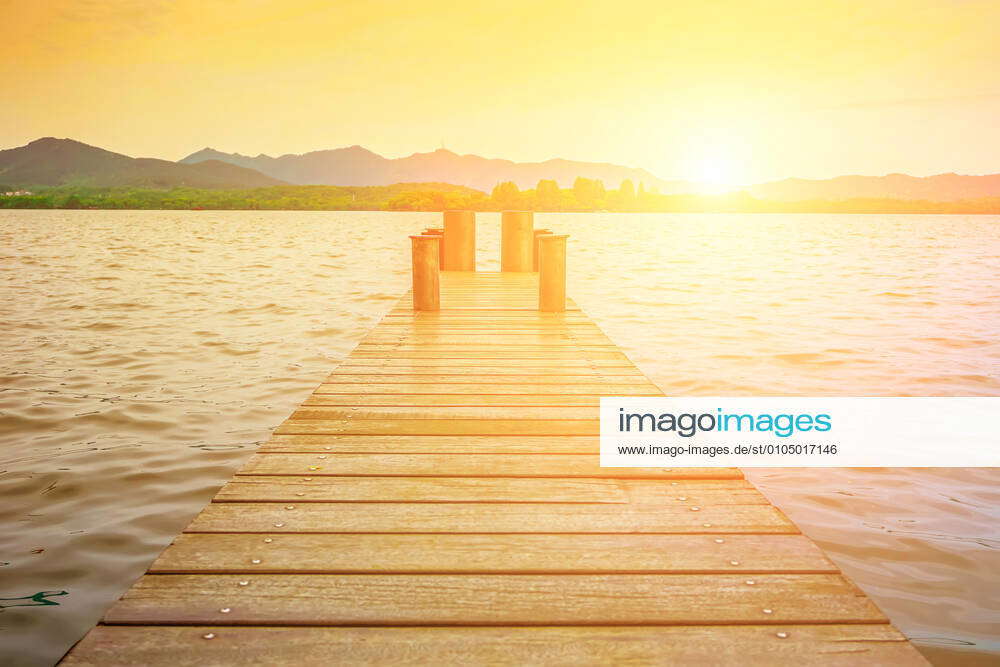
[750,173,1000,202]
[180,146,695,193]
[0,138,284,188]
[9,137,1000,202]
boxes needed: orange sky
[3,0,999,184]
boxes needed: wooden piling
[538,234,568,312]
[501,211,533,272]
[442,211,475,271]
[410,235,440,311]
[422,228,445,269]
[532,229,552,272]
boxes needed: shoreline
[5,183,1000,215]
[5,205,1000,215]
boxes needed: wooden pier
[64,217,926,665]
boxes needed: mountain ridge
[749,172,1000,202]
[179,145,695,193]
[4,137,1000,202]
[0,138,285,189]
[182,143,1000,201]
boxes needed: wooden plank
[186,503,792,534]
[394,295,555,299]
[62,625,930,666]
[274,418,600,436]
[301,394,605,407]
[388,302,587,310]
[381,323,601,330]
[312,383,659,394]
[380,315,593,320]
[322,374,638,384]
[369,324,607,332]
[150,533,833,574]
[214,476,767,504]
[370,326,607,333]
[290,407,596,420]
[260,434,605,453]
[102,573,886,625]
[335,366,635,376]
[363,329,609,336]
[361,335,614,345]
[389,313,593,321]
[354,345,620,352]
[335,358,635,367]
[384,320,596,326]
[399,285,559,291]
[329,365,644,376]
[237,453,741,478]
[215,476,633,503]
[390,305,583,313]
[346,349,631,359]
[393,303,580,312]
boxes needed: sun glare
[690,141,753,194]
[681,128,750,194]
[694,155,738,194]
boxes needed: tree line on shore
[3,178,1000,214]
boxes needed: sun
[681,130,750,194]
[694,157,738,193]
[691,147,745,194]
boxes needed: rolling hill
[0,138,285,189]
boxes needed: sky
[3,0,999,185]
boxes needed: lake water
[1,210,997,666]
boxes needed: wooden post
[442,211,475,271]
[538,234,568,312]
[422,228,444,269]
[410,235,440,311]
[532,229,552,272]
[501,211,533,272]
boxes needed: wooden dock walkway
[63,269,927,665]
